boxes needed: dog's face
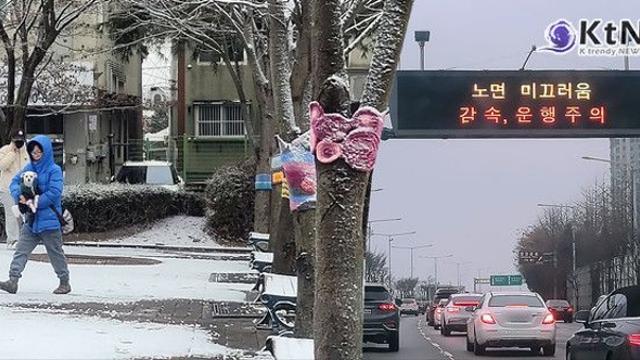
[21,171,37,187]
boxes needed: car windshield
[146,166,176,185]
[546,300,570,307]
[365,287,390,302]
[115,166,146,184]
[451,295,482,306]
[488,295,544,308]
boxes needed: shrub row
[62,185,205,233]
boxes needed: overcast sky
[369,0,640,291]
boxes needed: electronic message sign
[390,70,640,138]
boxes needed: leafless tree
[0,0,101,142]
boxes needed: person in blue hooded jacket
[0,135,70,295]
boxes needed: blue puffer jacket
[10,135,63,234]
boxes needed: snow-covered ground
[0,246,254,305]
[111,215,220,247]
[0,242,262,359]
[0,307,232,360]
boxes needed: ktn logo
[541,19,640,56]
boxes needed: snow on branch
[360,0,413,109]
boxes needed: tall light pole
[420,254,452,287]
[367,218,402,251]
[414,31,430,70]
[372,231,416,286]
[392,244,433,278]
[453,261,471,287]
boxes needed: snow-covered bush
[63,185,204,233]
[204,160,255,244]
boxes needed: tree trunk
[314,157,367,360]
[311,1,365,356]
[293,209,315,338]
[360,0,415,109]
[270,195,296,275]
[252,115,273,233]
[359,0,414,253]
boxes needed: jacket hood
[28,135,54,173]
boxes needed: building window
[194,103,245,137]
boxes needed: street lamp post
[367,218,402,251]
[420,254,453,287]
[392,244,433,278]
[372,231,416,286]
[454,261,471,287]
[414,31,430,70]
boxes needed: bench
[250,251,274,273]
[253,273,298,332]
[248,231,270,252]
[264,335,314,360]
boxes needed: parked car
[427,287,460,326]
[433,298,449,330]
[113,161,184,191]
[545,299,574,323]
[466,292,556,356]
[400,298,420,316]
[566,285,640,360]
[440,293,482,336]
[363,283,400,352]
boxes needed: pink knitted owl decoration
[309,102,383,172]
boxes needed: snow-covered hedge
[204,160,255,243]
[63,185,205,233]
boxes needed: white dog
[20,171,39,214]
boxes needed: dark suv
[427,287,460,326]
[364,283,400,352]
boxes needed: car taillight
[447,307,460,313]
[542,313,555,324]
[629,334,640,346]
[378,303,396,312]
[567,307,574,312]
[480,314,496,324]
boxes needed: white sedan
[466,292,556,356]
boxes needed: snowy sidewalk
[0,243,270,359]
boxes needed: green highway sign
[509,275,523,286]
[490,275,523,286]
